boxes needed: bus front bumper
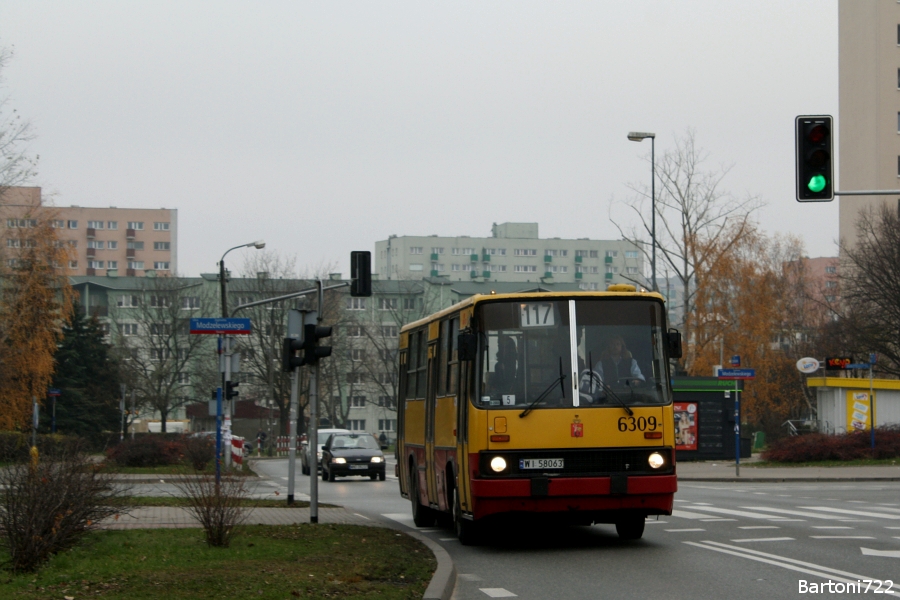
[469,474,677,519]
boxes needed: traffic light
[300,323,333,365]
[225,380,239,400]
[282,337,304,372]
[350,251,372,297]
[795,115,833,202]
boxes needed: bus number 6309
[618,416,658,432]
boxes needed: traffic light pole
[309,279,324,524]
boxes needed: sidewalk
[677,459,900,482]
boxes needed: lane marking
[700,518,736,522]
[811,526,853,529]
[353,513,370,520]
[459,574,483,582]
[732,537,795,543]
[799,506,900,520]
[739,526,780,530]
[685,540,900,592]
[672,509,721,520]
[480,588,517,598]
[665,528,706,532]
[439,538,457,541]
[645,521,668,525]
[885,527,900,530]
[677,505,794,520]
[861,547,900,558]
[810,536,876,539]
[741,506,867,520]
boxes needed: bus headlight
[648,452,665,469]
[490,456,508,473]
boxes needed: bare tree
[838,204,900,377]
[113,276,219,432]
[613,129,760,368]
[0,45,39,197]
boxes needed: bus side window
[448,318,459,396]
[406,331,418,400]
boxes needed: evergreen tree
[46,303,121,441]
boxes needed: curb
[404,529,457,600]
[679,476,900,483]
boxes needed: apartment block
[838,1,900,247]
[0,186,177,276]
[375,222,644,290]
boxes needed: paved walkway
[677,459,900,482]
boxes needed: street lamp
[219,240,265,317]
[627,131,657,292]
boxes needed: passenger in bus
[490,335,520,397]
[579,335,644,402]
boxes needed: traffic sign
[730,355,741,367]
[190,318,252,335]
[718,368,755,380]
[48,388,61,397]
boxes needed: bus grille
[479,448,673,477]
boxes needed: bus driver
[579,335,645,402]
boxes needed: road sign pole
[287,366,299,506]
[215,386,222,487]
[870,364,875,449]
[120,384,126,442]
[734,380,740,477]
[310,279,324,525]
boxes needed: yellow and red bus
[396,286,681,544]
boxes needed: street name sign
[717,368,756,380]
[190,318,252,335]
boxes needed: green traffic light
[807,174,827,193]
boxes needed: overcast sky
[1,1,839,278]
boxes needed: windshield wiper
[519,357,567,418]
[586,351,633,416]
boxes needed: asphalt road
[133,459,900,599]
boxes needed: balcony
[86,228,96,239]
[81,305,108,318]
[469,270,479,278]
[430,253,439,261]
[85,268,96,276]
[605,272,614,280]
[575,255,583,263]
[126,228,136,239]
[126,268,136,277]
[470,254,478,262]
[86,248,96,258]
[126,248,136,258]
[544,256,552,263]
[482,270,490,278]
[575,272,583,279]
[482,254,490,262]
[604,256,613,264]
[544,271,553,279]
[430,269,439,277]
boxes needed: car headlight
[490,456,507,473]
[648,452,665,469]
[371,456,384,463]
[317,451,323,460]
[332,457,346,464]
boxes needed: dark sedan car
[321,433,386,481]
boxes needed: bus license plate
[520,458,564,470]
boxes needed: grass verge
[0,524,435,599]
[101,462,256,476]
[109,496,340,509]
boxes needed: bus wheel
[615,515,645,540]
[410,467,435,527]
[453,488,479,546]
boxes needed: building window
[108,221,118,230]
[88,241,105,249]
[6,238,18,248]
[514,249,537,256]
[88,261,104,269]
[350,396,366,408]
[177,373,190,385]
[67,220,78,229]
[118,295,139,307]
[107,261,118,270]
[409,264,423,271]
[379,298,398,310]
[625,250,639,259]
[590,250,599,258]
[154,242,170,251]
[351,349,366,361]
[150,295,171,308]
[87,220,104,229]
[579,282,598,290]
[825,295,836,302]
[550,266,568,273]
[381,326,398,338]
[825,266,836,274]
[51,220,65,229]
[153,262,170,270]
[410,246,423,254]
[346,297,366,310]
[626,267,639,274]
[488,264,506,272]
[181,296,200,309]
[119,323,138,336]
[127,241,144,250]
[150,323,171,336]
[108,241,118,250]
[127,222,144,230]
[606,250,618,258]
[606,266,619,274]
[347,420,366,431]
[825,280,837,289]
[154,222,170,231]
[378,396,396,409]
[514,265,537,273]
[346,326,364,337]
[485,248,506,255]
[127,261,144,270]
[431,263,444,272]
[378,419,396,432]
[346,373,366,384]
[430,247,444,254]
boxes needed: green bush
[0,433,85,464]
[106,435,185,468]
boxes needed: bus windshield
[476,298,670,409]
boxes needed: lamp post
[627,131,657,292]
[219,240,266,317]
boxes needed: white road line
[731,537,795,543]
[673,509,721,520]
[480,588,517,598]
[692,502,713,506]
[353,513,370,520]
[685,541,900,593]
[739,526,780,530]
[645,521,668,525]
[810,536,875,539]
[799,506,900,520]
[811,526,853,529]
[886,526,900,530]
[665,528,706,532]
[740,506,864,520]
[678,505,795,520]
[861,548,900,558]
[846,500,867,504]
[701,518,737,522]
